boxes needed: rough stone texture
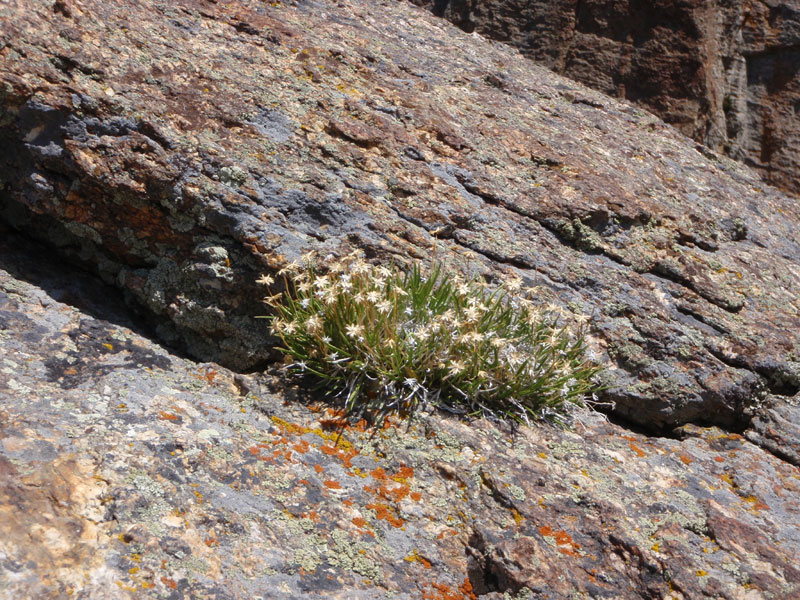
[2,0,800,433]
[2,227,800,599]
[2,2,800,596]
[412,0,800,197]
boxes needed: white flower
[278,261,300,276]
[300,298,311,308]
[415,327,430,341]
[305,315,323,334]
[256,274,275,286]
[352,260,369,275]
[376,300,392,314]
[448,360,465,376]
[366,291,381,303]
[491,337,506,349]
[464,306,480,321]
[506,278,523,291]
[322,336,332,344]
[345,323,364,339]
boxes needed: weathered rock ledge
[1,0,799,432]
[1,225,799,599]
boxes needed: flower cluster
[260,252,602,424]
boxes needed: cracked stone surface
[1,225,799,599]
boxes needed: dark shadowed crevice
[0,218,189,362]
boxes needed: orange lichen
[323,479,342,489]
[411,491,422,502]
[370,467,387,480]
[314,464,324,474]
[160,577,177,590]
[422,578,477,600]
[320,444,358,467]
[539,525,581,556]
[366,502,405,528]
[629,442,646,458]
[393,466,415,482]
[158,411,180,421]
[293,439,310,453]
[679,454,693,465]
[404,549,432,569]
[352,516,367,528]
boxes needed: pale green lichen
[548,441,586,460]
[508,484,526,502]
[503,588,533,600]
[294,547,322,572]
[326,529,382,582]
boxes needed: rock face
[2,225,800,599]
[3,0,800,431]
[412,0,800,196]
[1,0,800,596]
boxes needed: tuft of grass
[259,252,602,425]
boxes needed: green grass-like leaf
[260,253,602,424]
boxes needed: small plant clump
[260,252,602,425]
